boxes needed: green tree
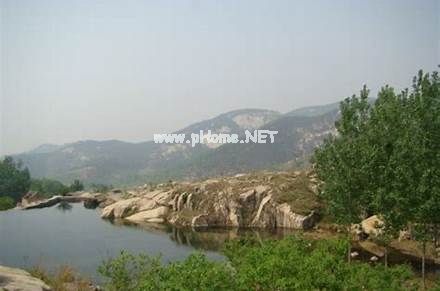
[69,179,84,192]
[313,69,440,287]
[0,196,15,210]
[313,86,373,262]
[0,156,31,202]
[30,178,70,197]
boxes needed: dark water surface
[0,203,295,281]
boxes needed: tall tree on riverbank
[313,86,373,262]
[313,69,440,287]
[0,156,31,203]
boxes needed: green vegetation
[99,236,417,291]
[0,196,15,210]
[0,156,31,209]
[29,265,91,291]
[90,183,113,193]
[313,69,440,285]
[0,156,85,209]
[30,178,70,197]
[69,179,84,192]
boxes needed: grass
[28,265,92,291]
[272,173,322,215]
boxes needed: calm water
[0,204,226,280]
[0,203,295,281]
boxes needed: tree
[313,86,373,262]
[0,196,15,211]
[30,178,70,197]
[69,179,84,192]
[313,69,440,287]
[0,156,31,202]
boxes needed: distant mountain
[286,102,340,117]
[27,143,63,154]
[14,104,340,186]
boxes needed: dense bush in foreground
[99,236,418,291]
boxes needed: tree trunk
[346,227,351,264]
[384,246,388,268]
[422,241,426,290]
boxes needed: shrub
[99,236,416,291]
[98,251,235,291]
[0,196,15,210]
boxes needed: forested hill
[14,102,339,186]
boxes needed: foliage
[30,178,70,197]
[0,196,15,210]
[313,69,440,283]
[90,183,113,193]
[98,251,236,291]
[29,265,91,291]
[0,156,31,202]
[69,179,84,192]
[313,86,373,226]
[99,236,415,291]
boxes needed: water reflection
[107,218,300,251]
[56,201,72,212]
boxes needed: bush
[99,236,416,291]
[99,252,235,291]
[0,196,15,210]
[69,180,84,192]
[0,156,31,202]
[30,179,70,197]
[90,183,112,193]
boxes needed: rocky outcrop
[361,215,383,237]
[21,193,102,210]
[0,265,51,291]
[101,171,322,230]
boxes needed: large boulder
[275,203,318,229]
[361,215,383,237]
[0,265,51,291]
[100,198,140,219]
[125,206,170,223]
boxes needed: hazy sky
[1,0,439,155]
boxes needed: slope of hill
[14,104,340,186]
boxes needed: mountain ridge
[14,103,340,186]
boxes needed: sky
[1,0,439,155]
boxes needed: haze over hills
[13,102,340,186]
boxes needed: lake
[0,203,295,281]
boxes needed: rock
[370,256,379,262]
[185,193,193,210]
[19,191,45,208]
[99,198,115,208]
[350,251,359,258]
[0,265,51,291]
[239,189,256,204]
[398,230,411,241]
[125,206,169,223]
[275,204,318,229]
[255,185,269,197]
[192,214,210,228]
[98,170,322,230]
[100,197,140,219]
[234,173,246,177]
[176,193,187,211]
[22,196,63,209]
[361,215,383,237]
[227,200,241,227]
[251,195,275,228]
[83,199,99,209]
